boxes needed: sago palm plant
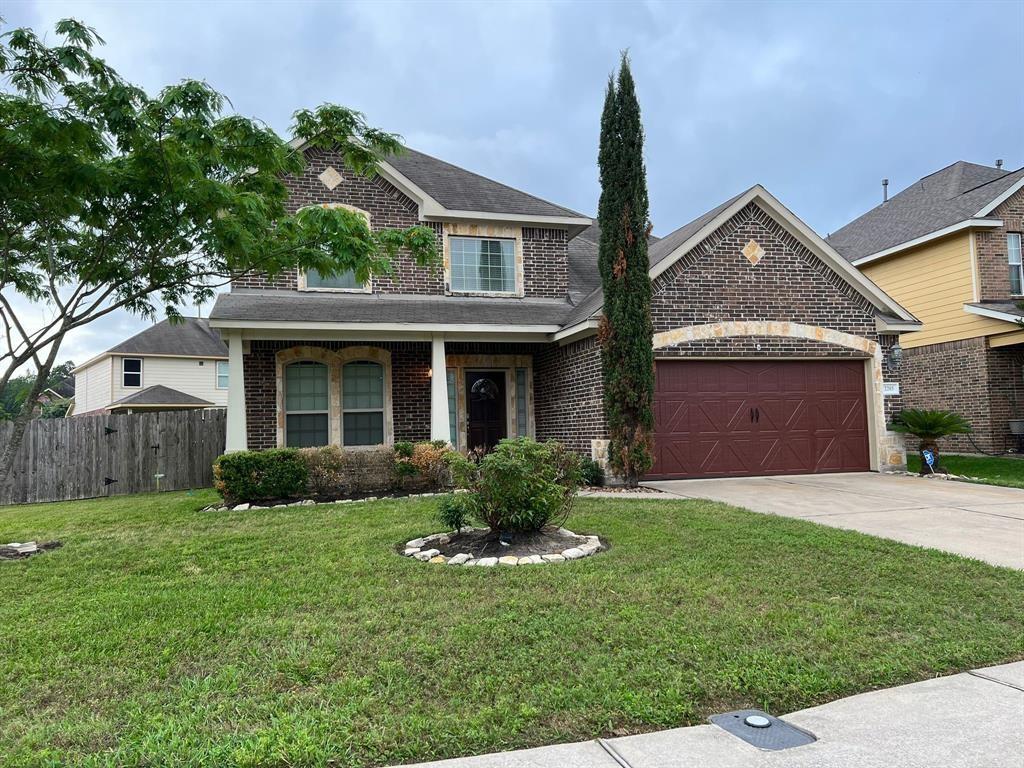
[888,409,972,474]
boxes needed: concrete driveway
[644,473,1024,569]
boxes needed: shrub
[579,456,603,487]
[437,492,474,531]
[889,409,972,474]
[393,441,415,459]
[214,449,308,504]
[299,446,347,497]
[450,438,582,533]
[394,441,457,491]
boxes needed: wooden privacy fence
[0,409,226,505]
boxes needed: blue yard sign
[922,449,937,472]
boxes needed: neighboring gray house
[73,318,229,415]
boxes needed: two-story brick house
[829,161,1024,452]
[208,144,919,479]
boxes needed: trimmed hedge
[213,449,308,504]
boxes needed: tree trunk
[917,438,940,475]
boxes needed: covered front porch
[222,332,555,453]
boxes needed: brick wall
[522,227,569,298]
[233,148,571,298]
[975,187,1023,301]
[243,340,431,450]
[533,336,606,453]
[650,202,878,341]
[900,337,1024,452]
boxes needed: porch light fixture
[887,342,903,370]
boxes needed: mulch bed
[434,528,598,559]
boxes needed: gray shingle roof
[106,318,227,358]
[109,385,213,408]
[965,301,1024,320]
[387,148,588,219]
[828,162,1024,263]
[212,290,578,327]
[648,190,749,271]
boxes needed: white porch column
[430,334,450,443]
[225,331,248,452]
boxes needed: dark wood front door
[650,360,870,479]
[466,371,507,451]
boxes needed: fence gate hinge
[103,477,118,486]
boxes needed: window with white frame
[122,358,142,388]
[342,360,385,446]
[301,204,371,292]
[284,361,329,447]
[216,360,229,389]
[449,236,515,293]
[1009,233,1023,295]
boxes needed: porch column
[225,331,248,452]
[430,334,450,443]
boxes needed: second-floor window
[305,268,365,291]
[449,236,515,293]
[122,358,142,388]
[216,360,229,389]
[1010,233,1023,295]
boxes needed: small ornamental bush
[300,446,347,497]
[437,492,473,531]
[214,449,308,504]
[449,438,583,533]
[579,456,603,487]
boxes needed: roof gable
[106,318,228,358]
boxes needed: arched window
[284,361,329,447]
[342,360,384,446]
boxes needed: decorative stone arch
[274,345,394,449]
[652,321,905,472]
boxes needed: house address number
[883,382,900,397]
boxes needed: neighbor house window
[1009,233,1023,295]
[122,358,142,388]
[342,360,384,446]
[216,361,229,389]
[449,236,515,293]
[284,361,329,447]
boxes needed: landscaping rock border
[402,527,604,566]
[202,492,444,512]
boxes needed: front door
[466,371,507,451]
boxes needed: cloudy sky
[4,0,1022,369]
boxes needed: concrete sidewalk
[398,661,1024,767]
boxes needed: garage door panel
[650,360,870,480]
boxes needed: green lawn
[907,453,1024,489]
[1,492,1021,767]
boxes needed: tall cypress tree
[597,54,654,486]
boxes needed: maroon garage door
[649,360,871,480]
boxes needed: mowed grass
[907,453,1024,489]
[1,491,1022,767]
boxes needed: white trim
[552,319,600,343]
[874,317,921,333]
[975,176,1024,217]
[430,335,450,443]
[225,331,247,451]
[851,219,1003,266]
[649,185,917,323]
[209,319,561,335]
[962,303,1024,324]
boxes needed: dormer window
[1009,233,1022,295]
[298,203,372,293]
[449,236,515,294]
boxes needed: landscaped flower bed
[401,526,603,566]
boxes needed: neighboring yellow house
[829,160,1024,452]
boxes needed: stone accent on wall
[901,337,1024,453]
[975,186,1024,301]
